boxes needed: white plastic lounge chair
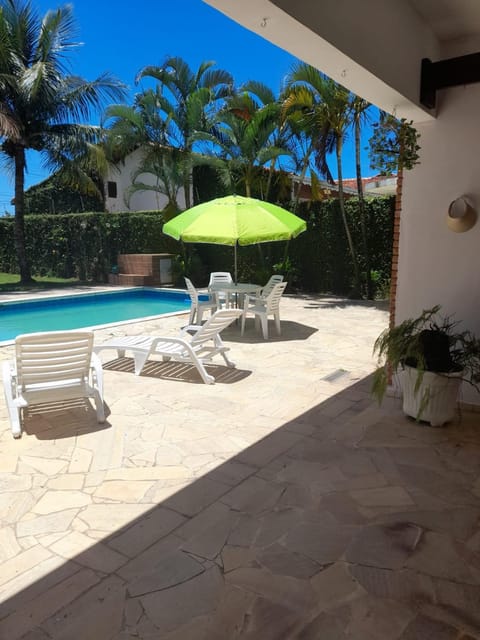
[94,308,243,384]
[184,277,218,324]
[2,330,105,439]
[241,281,288,339]
[208,271,233,308]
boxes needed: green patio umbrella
[162,195,307,283]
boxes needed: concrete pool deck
[0,291,479,639]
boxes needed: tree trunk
[336,137,361,297]
[14,146,34,284]
[293,154,311,213]
[245,170,251,198]
[183,173,191,209]
[355,118,372,298]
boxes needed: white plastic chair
[208,271,233,308]
[241,281,288,339]
[259,274,284,298]
[184,277,218,324]
[2,331,105,439]
[95,308,242,384]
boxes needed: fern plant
[372,306,480,404]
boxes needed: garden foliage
[0,196,394,297]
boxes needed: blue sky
[0,0,375,214]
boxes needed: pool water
[0,288,191,343]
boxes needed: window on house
[107,181,117,198]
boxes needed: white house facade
[104,147,189,213]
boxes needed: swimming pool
[0,288,191,344]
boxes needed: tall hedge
[0,211,177,281]
[290,196,395,294]
[0,196,394,295]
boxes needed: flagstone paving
[0,291,479,638]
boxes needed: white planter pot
[401,365,463,427]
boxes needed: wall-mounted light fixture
[447,196,477,233]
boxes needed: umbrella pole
[234,244,238,284]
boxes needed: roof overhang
[204,0,480,124]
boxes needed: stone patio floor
[0,290,479,639]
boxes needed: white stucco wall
[105,148,187,213]
[397,84,480,404]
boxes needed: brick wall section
[116,274,155,286]
[117,253,170,285]
[388,169,403,330]
[386,169,403,385]
[118,254,155,277]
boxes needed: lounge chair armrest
[2,359,17,394]
[179,324,202,336]
[2,359,15,378]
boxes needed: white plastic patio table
[208,282,261,309]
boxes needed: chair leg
[133,351,150,375]
[8,405,22,438]
[220,348,236,368]
[260,314,268,339]
[241,311,246,335]
[189,305,196,325]
[274,312,281,335]
[91,354,104,399]
[3,363,22,438]
[93,390,105,423]
[193,359,215,384]
[197,308,204,325]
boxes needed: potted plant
[372,306,480,426]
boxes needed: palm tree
[193,82,291,198]
[238,81,291,200]
[281,102,329,212]
[136,57,234,209]
[284,64,362,296]
[0,0,125,283]
[351,96,373,298]
[103,90,185,214]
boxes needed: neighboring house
[104,147,189,213]
[291,174,357,202]
[341,175,397,197]
[291,174,395,202]
[205,0,480,407]
[105,148,387,214]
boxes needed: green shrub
[0,196,395,296]
[0,211,178,281]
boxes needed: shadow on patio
[102,358,252,384]
[1,375,479,639]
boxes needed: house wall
[397,84,480,404]
[105,148,188,213]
